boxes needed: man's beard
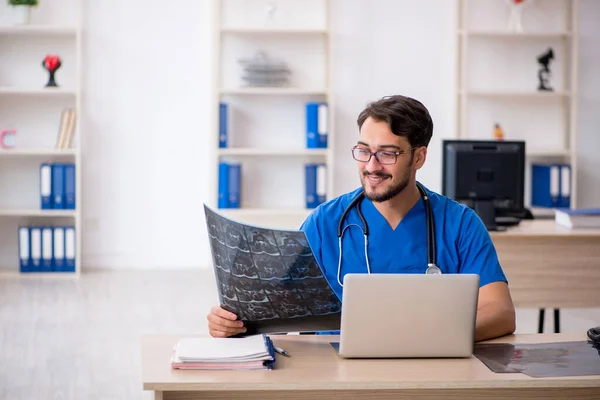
[361,172,410,202]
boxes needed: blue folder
[64,163,76,210]
[52,163,65,209]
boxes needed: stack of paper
[171,334,275,370]
[555,208,600,229]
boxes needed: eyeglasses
[351,146,415,165]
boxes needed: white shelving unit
[211,0,333,229]
[0,1,82,274]
[457,0,579,215]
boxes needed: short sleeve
[300,209,324,274]
[457,209,508,287]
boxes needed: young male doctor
[207,95,516,342]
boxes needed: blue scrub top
[300,182,508,304]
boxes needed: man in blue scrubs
[207,95,516,342]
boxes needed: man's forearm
[475,301,516,342]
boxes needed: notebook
[170,334,276,370]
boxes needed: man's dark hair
[357,95,434,148]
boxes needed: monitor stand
[474,200,505,232]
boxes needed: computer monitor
[442,140,526,231]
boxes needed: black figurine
[537,48,554,91]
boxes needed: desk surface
[490,219,600,237]
[142,333,600,393]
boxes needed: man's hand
[207,306,247,338]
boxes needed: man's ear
[414,147,427,170]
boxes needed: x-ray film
[474,340,600,378]
[204,205,342,335]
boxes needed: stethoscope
[336,182,441,287]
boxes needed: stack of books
[171,334,276,370]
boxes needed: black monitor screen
[442,140,525,230]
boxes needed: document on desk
[204,205,342,335]
[474,340,600,377]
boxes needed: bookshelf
[0,1,82,275]
[211,0,333,230]
[457,0,579,215]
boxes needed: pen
[273,345,291,357]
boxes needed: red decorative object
[42,54,62,87]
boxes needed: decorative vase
[12,6,31,26]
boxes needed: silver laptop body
[338,273,480,358]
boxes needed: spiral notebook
[170,334,276,370]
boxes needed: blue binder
[305,163,318,208]
[30,226,42,272]
[317,103,328,148]
[52,163,65,209]
[40,163,52,209]
[64,163,76,210]
[18,226,30,273]
[64,226,76,272]
[305,103,320,148]
[53,227,66,272]
[41,227,53,272]
[219,103,228,148]
[218,162,230,208]
[559,164,571,208]
[228,163,241,209]
[531,164,560,208]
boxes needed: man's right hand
[207,306,247,338]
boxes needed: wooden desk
[490,220,600,308]
[141,333,600,400]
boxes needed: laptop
[336,273,480,358]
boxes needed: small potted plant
[8,0,38,25]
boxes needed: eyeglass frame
[351,145,417,165]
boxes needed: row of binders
[531,163,571,208]
[218,102,329,149]
[217,162,327,210]
[40,163,76,209]
[19,226,76,273]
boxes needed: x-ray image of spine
[204,205,342,334]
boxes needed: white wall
[79,0,599,270]
[577,0,600,208]
[81,0,215,268]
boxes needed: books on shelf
[171,334,275,370]
[555,208,600,229]
[55,108,76,149]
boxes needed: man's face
[356,117,423,203]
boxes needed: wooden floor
[0,269,599,400]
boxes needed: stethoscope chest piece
[425,264,442,275]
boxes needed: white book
[176,334,272,363]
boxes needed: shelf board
[0,209,76,217]
[0,25,78,35]
[0,87,77,96]
[530,207,557,219]
[461,90,570,98]
[0,270,77,278]
[527,149,572,157]
[218,208,313,217]
[459,30,571,38]
[220,88,328,96]
[0,148,77,156]
[218,148,327,156]
[221,27,328,35]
